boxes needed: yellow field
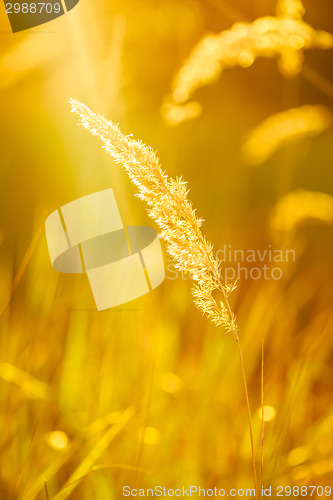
[0,0,333,498]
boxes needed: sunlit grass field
[1,0,333,498]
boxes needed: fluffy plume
[70,99,237,333]
[276,0,305,20]
[161,0,333,126]
[242,105,332,165]
[270,189,333,237]
[169,18,333,106]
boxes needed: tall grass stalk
[70,99,258,497]
[0,225,43,322]
[44,481,50,500]
[260,339,265,499]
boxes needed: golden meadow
[0,0,333,498]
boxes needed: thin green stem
[234,331,258,500]
[44,481,50,500]
[215,276,258,499]
[260,338,264,499]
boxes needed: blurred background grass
[0,0,333,498]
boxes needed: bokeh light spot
[138,426,160,445]
[257,405,276,422]
[160,372,183,394]
[47,431,69,450]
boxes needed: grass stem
[260,338,264,499]
[234,332,258,500]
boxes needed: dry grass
[0,0,333,499]
[70,99,237,332]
